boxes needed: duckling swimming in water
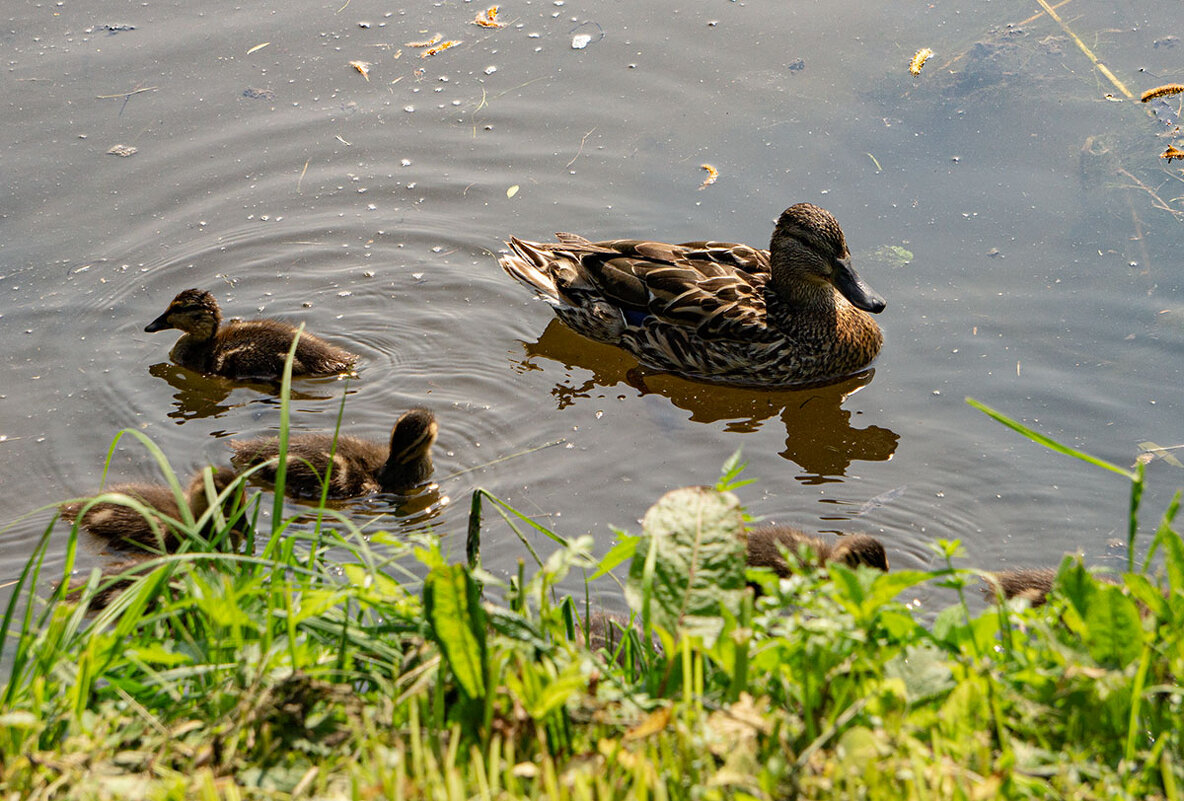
[61,466,243,552]
[499,203,886,386]
[230,408,437,499]
[983,567,1058,606]
[745,525,889,576]
[144,288,358,380]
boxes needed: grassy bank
[1,390,1181,800]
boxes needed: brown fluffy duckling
[61,466,243,552]
[983,567,1058,606]
[984,567,1132,607]
[745,525,889,577]
[230,408,438,499]
[145,288,358,380]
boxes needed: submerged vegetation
[0,385,1180,799]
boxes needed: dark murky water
[3,0,1182,614]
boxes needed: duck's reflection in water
[270,482,449,532]
[149,362,351,422]
[515,320,898,481]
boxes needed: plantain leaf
[1082,582,1143,669]
[625,485,747,646]
[423,563,486,699]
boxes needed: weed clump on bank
[1,391,1181,800]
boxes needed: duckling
[230,408,437,499]
[144,288,358,380]
[983,566,1138,608]
[499,203,885,386]
[61,466,243,552]
[744,525,889,577]
[982,568,1057,606]
[63,554,161,610]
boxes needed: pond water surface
[3,0,1183,614]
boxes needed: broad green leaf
[590,533,640,580]
[1123,574,1167,621]
[864,569,933,608]
[423,563,486,699]
[883,644,954,703]
[1148,494,1183,591]
[625,486,746,646]
[1055,558,1093,618]
[1083,583,1143,668]
[342,563,406,600]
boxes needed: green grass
[1,383,1181,799]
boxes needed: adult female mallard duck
[745,525,889,577]
[230,408,437,499]
[61,466,243,551]
[499,203,886,386]
[145,288,358,380]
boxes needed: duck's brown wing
[550,237,774,341]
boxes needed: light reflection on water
[1,0,1182,616]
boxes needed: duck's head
[145,289,222,339]
[769,203,886,314]
[389,408,439,464]
[828,533,890,571]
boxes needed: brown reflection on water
[274,482,448,531]
[516,320,899,481]
[149,363,345,422]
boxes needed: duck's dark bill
[144,313,172,333]
[833,259,886,313]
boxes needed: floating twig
[566,127,597,168]
[297,159,310,194]
[1031,0,1132,98]
[95,86,158,100]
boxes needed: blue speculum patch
[622,309,648,327]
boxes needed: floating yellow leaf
[506,185,519,198]
[406,33,443,48]
[473,6,504,28]
[421,40,461,58]
[247,42,270,55]
[1162,146,1184,163]
[698,163,719,190]
[348,60,371,80]
[909,47,934,76]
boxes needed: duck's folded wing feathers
[573,251,772,340]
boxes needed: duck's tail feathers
[499,237,567,305]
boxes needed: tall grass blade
[966,397,1137,479]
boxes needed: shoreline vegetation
[2,352,1181,799]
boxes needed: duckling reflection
[515,319,898,478]
[149,362,353,422]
